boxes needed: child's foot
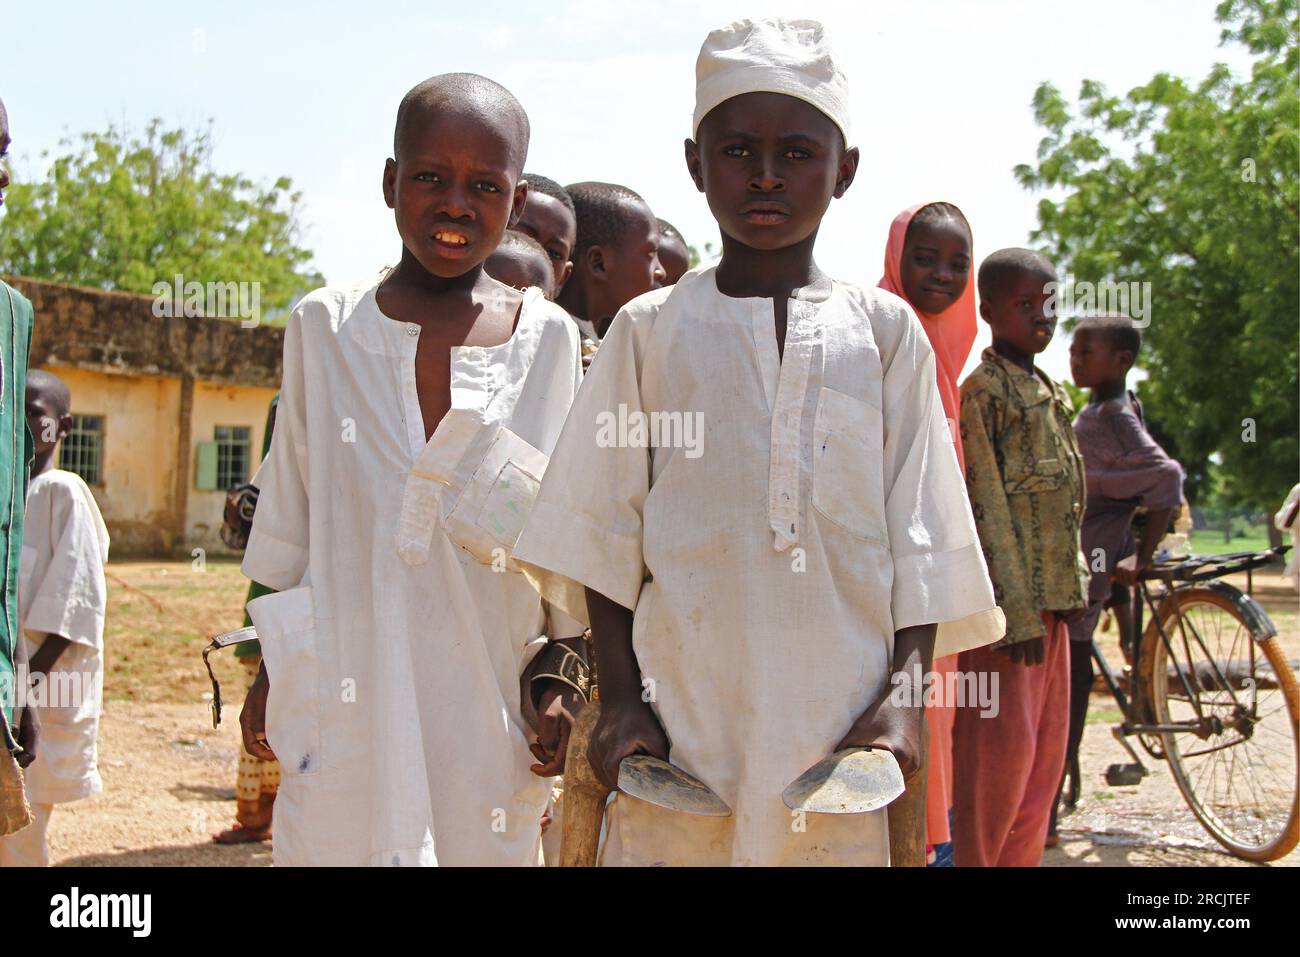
[212,823,271,844]
[1044,831,1060,849]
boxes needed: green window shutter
[194,442,219,490]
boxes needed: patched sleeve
[242,306,310,592]
[514,306,652,625]
[879,306,1004,657]
[960,382,1042,645]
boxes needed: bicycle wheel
[1143,583,1299,861]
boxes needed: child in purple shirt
[1052,316,1183,839]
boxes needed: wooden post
[887,721,929,866]
[558,699,612,866]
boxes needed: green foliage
[1015,0,1299,510]
[0,120,323,318]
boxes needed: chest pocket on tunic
[398,419,548,571]
[811,387,887,545]
[444,430,547,569]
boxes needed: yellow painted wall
[39,365,180,555]
[33,366,277,556]
[187,382,278,554]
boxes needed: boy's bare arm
[26,633,71,677]
[836,623,936,777]
[584,586,668,789]
[10,631,38,766]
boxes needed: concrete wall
[9,277,286,557]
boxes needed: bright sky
[4,0,1251,380]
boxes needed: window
[59,414,104,485]
[214,425,252,489]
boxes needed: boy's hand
[239,663,276,761]
[528,681,586,777]
[1111,554,1145,587]
[996,636,1045,666]
[12,705,39,769]
[836,694,924,779]
[589,698,669,790]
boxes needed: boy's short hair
[566,182,649,257]
[908,202,970,242]
[393,73,530,168]
[977,247,1056,302]
[523,173,575,216]
[1076,314,1142,358]
[27,369,71,417]
[657,218,685,244]
[487,231,553,290]
[495,230,550,267]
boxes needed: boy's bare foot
[1044,831,1060,849]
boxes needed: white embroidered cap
[692,18,851,145]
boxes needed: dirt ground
[31,560,1300,867]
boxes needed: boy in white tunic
[514,18,1004,866]
[0,371,109,867]
[239,74,588,866]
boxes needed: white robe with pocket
[514,267,1004,866]
[243,282,583,866]
[19,469,110,805]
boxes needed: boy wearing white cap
[515,18,1003,865]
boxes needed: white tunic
[19,469,110,805]
[243,282,584,866]
[514,267,1004,866]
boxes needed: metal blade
[782,748,905,814]
[617,755,732,817]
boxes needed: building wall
[38,365,181,556]
[11,276,287,558]
[186,382,278,554]
[35,367,277,557]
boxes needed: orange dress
[879,203,978,852]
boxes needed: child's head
[1069,315,1141,389]
[562,181,664,334]
[382,73,530,282]
[899,203,972,316]
[977,248,1058,357]
[512,173,576,295]
[684,19,859,255]
[0,97,11,207]
[25,369,71,459]
[485,231,555,299]
[656,218,691,284]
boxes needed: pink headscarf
[878,202,977,474]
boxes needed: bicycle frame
[1100,554,1284,744]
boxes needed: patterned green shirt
[959,347,1089,645]
[0,282,35,725]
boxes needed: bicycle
[1089,546,1299,862]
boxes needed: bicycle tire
[1142,584,1299,861]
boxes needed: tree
[0,120,323,319]
[1014,0,1298,511]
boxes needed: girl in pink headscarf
[879,202,976,865]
